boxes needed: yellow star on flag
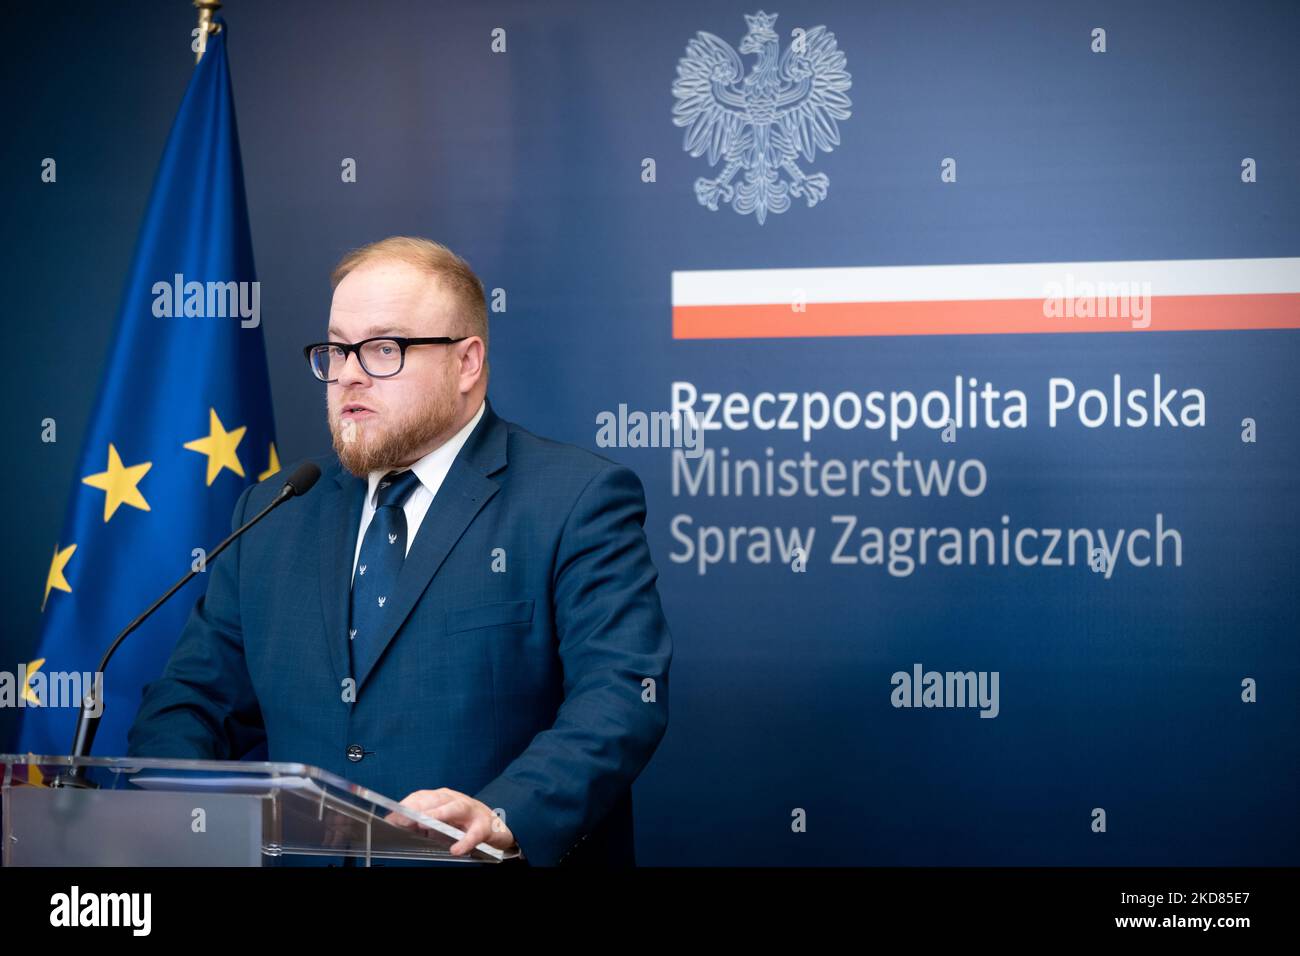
[81,444,152,522]
[184,408,247,485]
[22,658,45,706]
[42,543,76,611]
[258,441,281,482]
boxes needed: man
[127,237,673,866]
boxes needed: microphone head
[282,462,322,497]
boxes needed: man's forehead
[328,263,454,338]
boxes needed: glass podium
[1,754,521,866]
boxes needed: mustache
[331,396,378,412]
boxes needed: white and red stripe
[671,257,1300,338]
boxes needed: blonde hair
[331,237,489,353]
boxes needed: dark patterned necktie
[348,468,423,681]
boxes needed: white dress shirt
[351,399,485,583]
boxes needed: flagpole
[194,0,223,63]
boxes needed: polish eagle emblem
[672,11,852,224]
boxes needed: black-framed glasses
[303,336,468,382]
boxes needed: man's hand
[386,788,517,857]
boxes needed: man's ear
[458,337,487,390]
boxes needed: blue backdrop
[3,0,1296,864]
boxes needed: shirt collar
[365,399,486,507]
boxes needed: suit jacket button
[346,744,365,763]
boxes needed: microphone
[280,462,322,499]
[53,462,322,788]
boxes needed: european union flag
[19,21,276,759]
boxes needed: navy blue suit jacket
[127,398,672,865]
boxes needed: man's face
[325,260,462,476]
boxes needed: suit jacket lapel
[351,399,509,691]
[320,466,367,689]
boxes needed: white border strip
[671,257,1300,306]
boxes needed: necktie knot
[374,469,422,510]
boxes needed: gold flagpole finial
[194,0,224,64]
